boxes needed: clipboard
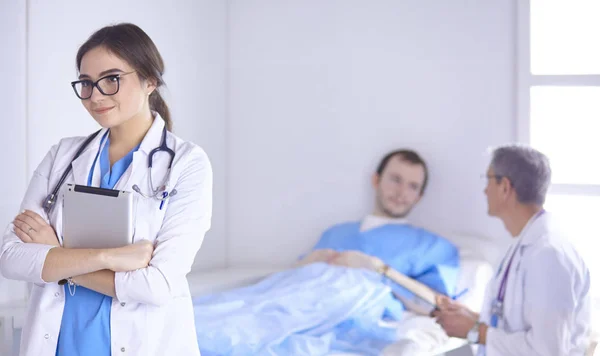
[384,267,439,307]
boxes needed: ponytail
[150,91,172,131]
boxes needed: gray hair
[490,144,552,205]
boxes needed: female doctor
[0,23,212,356]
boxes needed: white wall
[0,1,29,304]
[227,0,516,266]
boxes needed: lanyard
[491,209,545,327]
[496,243,521,303]
[86,131,110,187]
[495,209,545,302]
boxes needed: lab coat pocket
[132,195,166,244]
[32,281,46,288]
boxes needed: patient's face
[373,156,425,218]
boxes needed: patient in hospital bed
[193,150,460,355]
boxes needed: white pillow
[445,232,508,266]
[455,256,494,312]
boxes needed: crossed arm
[0,144,213,307]
[11,210,153,298]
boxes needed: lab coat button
[44,334,49,339]
[54,292,59,297]
[120,302,126,306]
[121,347,126,352]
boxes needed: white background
[227,0,515,265]
[1,0,516,303]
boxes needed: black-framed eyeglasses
[481,174,502,180]
[481,174,510,185]
[70,71,136,100]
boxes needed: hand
[105,240,154,272]
[435,294,462,311]
[329,250,384,272]
[432,301,478,338]
[299,249,339,265]
[434,294,478,317]
[13,210,60,246]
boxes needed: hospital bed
[188,233,498,356]
[188,266,480,355]
[3,234,596,355]
[0,234,495,356]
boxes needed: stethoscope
[42,126,177,214]
[490,209,545,327]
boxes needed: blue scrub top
[56,133,139,356]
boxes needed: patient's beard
[383,206,411,219]
[376,198,412,219]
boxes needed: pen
[452,288,469,300]
[159,192,168,210]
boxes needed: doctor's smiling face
[372,152,427,218]
[75,45,156,129]
[72,24,173,132]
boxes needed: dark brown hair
[76,23,172,131]
[375,149,429,195]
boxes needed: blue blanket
[193,263,407,355]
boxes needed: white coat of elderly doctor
[433,144,591,355]
[0,23,212,356]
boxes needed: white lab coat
[477,212,591,356]
[0,115,212,356]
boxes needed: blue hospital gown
[313,222,460,304]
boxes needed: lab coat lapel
[514,213,551,273]
[70,129,108,187]
[517,211,549,246]
[115,116,166,192]
[115,152,145,192]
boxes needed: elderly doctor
[434,144,591,355]
[0,23,212,356]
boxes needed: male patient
[299,149,460,313]
[194,150,462,355]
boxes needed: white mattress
[187,266,281,297]
[188,256,493,356]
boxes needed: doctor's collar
[135,112,166,155]
[515,210,548,246]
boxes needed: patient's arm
[310,250,446,316]
[329,251,445,315]
[328,250,383,271]
[296,249,339,266]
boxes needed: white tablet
[62,184,134,249]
